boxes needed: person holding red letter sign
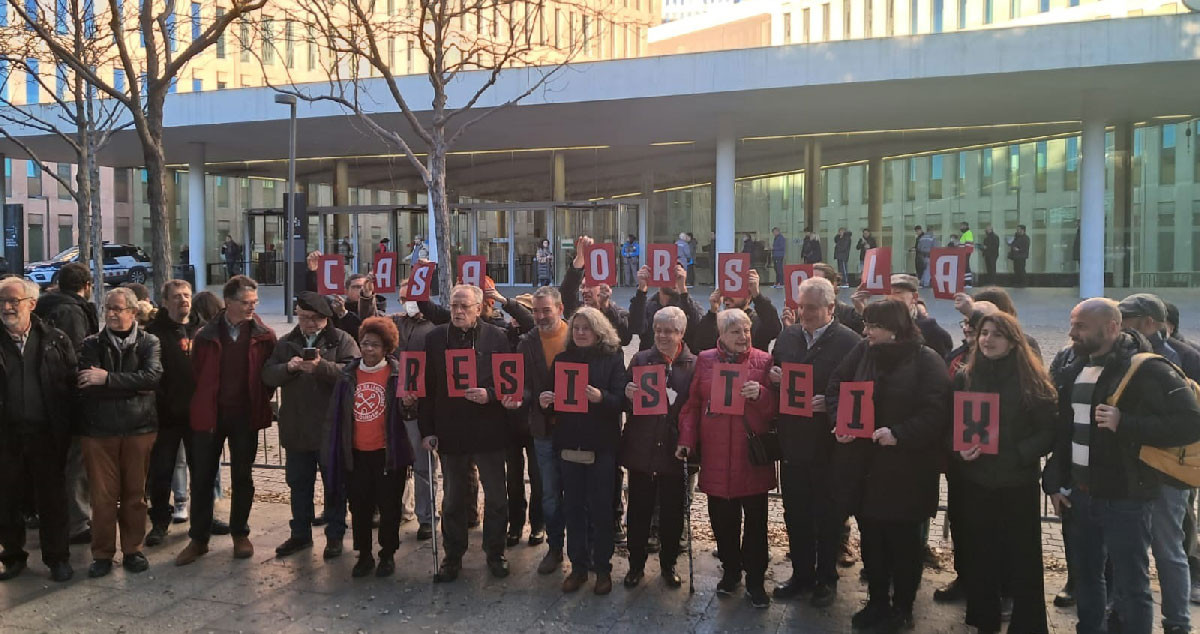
[951,312,1056,634]
[389,277,439,542]
[676,309,778,608]
[826,298,950,632]
[768,277,862,606]
[621,306,696,589]
[538,307,628,596]
[417,284,518,583]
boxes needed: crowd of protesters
[3,239,1200,634]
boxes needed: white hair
[653,306,687,332]
[0,276,40,300]
[798,277,836,307]
[450,284,484,304]
[717,308,751,333]
[106,286,139,310]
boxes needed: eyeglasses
[0,297,32,307]
[449,302,479,311]
[104,305,134,313]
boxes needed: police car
[25,243,152,289]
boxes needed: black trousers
[189,417,258,541]
[984,256,998,282]
[148,422,192,527]
[505,438,544,535]
[0,432,70,566]
[348,449,405,557]
[780,461,841,585]
[860,518,924,611]
[627,469,684,571]
[958,479,1048,633]
[441,450,507,560]
[1012,259,1027,286]
[708,493,769,587]
[946,470,965,579]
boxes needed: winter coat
[678,346,778,499]
[417,321,515,455]
[33,290,98,351]
[827,340,951,522]
[77,326,163,437]
[772,234,787,259]
[629,289,704,352]
[325,358,414,494]
[951,353,1056,489]
[1008,234,1030,260]
[833,232,852,261]
[801,237,822,264]
[0,315,79,438]
[517,323,563,439]
[621,346,697,475]
[982,232,1000,260]
[1042,331,1200,500]
[560,265,633,346]
[771,322,862,464]
[917,316,954,359]
[144,310,200,426]
[542,344,627,454]
[692,294,782,353]
[189,313,278,433]
[856,236,877,262]
[261,324,360,452]
[836,301,865,335]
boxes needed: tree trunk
[142,132,172,301]
[88,141,104,314]
[429,145,451,304]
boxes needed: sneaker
[416,523,433,541]
[851,601,892,629]
[562,569,588,593]
[528,528,545,546]
[351,555,375,578]
[145,524,169,547]
[172,505,189,524]
[175,540,209,566]
[1055,580,1076,607]
[275,536,313,558]
[506,532,521,548]
[933,578,965,603]
[772,575,814,599]
[716,570,741,595]
[811,582,837,608]
[88,559,113,578]
[122,552,149,573]
[747,586,770,609]
[537,547,563,575]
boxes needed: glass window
[114,168,129,202]
[27,161,42,198]
[285,20,294,68]
[907,157,917,201]
[25,58,38,105]
[1065,136,1079,190]
[192,77,202,91]
[886,0,894,34]
[191,2,201,39]
[262,19,274,64]
[984,0,992,23]
[932,0,943,32]
[783,11,791,43]
[0,60,7,101]
[1195,122,1200,183]
[822,3,830,39]
[843,0,851,39]
[929,155,943,199]
[215,8,226,57]
[55,63,67,100]
[979,149,992,195]
[1035,141,1048,193]
[956,152,965,195]
[55,0,67,33]
[1009,0,1018,18]
[910,0,918,33]
[957,0,966,28]
[166,9,176,51]
[1157,202,1175,272]
[1008,145,1020,192]
[803,7,811,41]
[240,22,250,62]
[57,163,71,199]
[1160,125,1176,186]
[1039,0,1048,11]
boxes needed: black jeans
[0,432,70,566]
[189,418,258,541]
[626,469,684,571]
[860,518,924,611]
[1013,259,1027,286]
[348,449,405,557]
[708,493,769,588]
[780,461,840,586]
[148,422,192,528]
[561,451,617,574]
[959,479,1047,633]
[441,450,507,560]
[505,438,544,535]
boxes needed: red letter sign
[397,351,426,398]
[631,365,669,416]
[953,391,1000,455]
[709,362,747,415]
[646,244,677,288]
[930,247,966,300]
[718,253,751,299]
[584,243,617,287]
[406,260,436,301]
[316,254,345,295]
[373,252,398,294]
[862,248,892,296]
[783,264,815,309]
[492,353,525,401]
[835,381,875,438]
[445,349,477,398]
[457,255,486,287]
[554,362,590,413]
[779,363,814,417]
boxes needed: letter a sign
[457,255,486,287]
[835,381,875,438]
[646,244,677,287]
[709,362,747,415]
[584,243,617,287]
[862,248,892,295]
[930,247,966,300]
[953,392,1000,454]
[718,253,751,299]
[373,252,398,294]
[554,362,590,413]
[631,365,669,415]
[316,254,345,295]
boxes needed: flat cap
[890,274,920,292]
[296,291,334,318]
[1119,293,1167,322]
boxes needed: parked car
[25,243,152,289]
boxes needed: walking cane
[683,453,695,595]
[428,441,439,579]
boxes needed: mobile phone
[302,347,318,361]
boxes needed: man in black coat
[629,262,704,352]
[1008,225,1030,287]
[1044,299,1200,634]
[692,268,782,352]
[770,277,861,606]
[981,225,1001,285]
[0,277,79,582]
[419,284,518,582]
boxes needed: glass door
[477,209,511,285]
[512,208,549,285]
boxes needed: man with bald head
[1044,298,1200,634]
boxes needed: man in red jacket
[176,275,277,566]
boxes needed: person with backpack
[1044,298,1200,634]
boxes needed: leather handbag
[739,416,782,466]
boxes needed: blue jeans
[533,438,565,550]
[1151,485,1192,630]
[404,419,436,525]
[1066,489,1153,634]
[285,449,346,541]
[560,451,616,574]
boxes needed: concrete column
[333,160,350,245]
[1079,114,1106,298]
[188,143,207,290]
[1112,122,1132,288]
[804,141,822,231]
[552,152,566,201]
[714,119,736,254]
[867,156,884,232]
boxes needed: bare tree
[8,0,267,297]
[265,0,647,300]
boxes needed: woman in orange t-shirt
[326,317,415,578]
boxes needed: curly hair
[568,307,621,354]
[359,316,400,353]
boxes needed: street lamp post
[274,93,298,324]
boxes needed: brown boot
[232,535,254,559]
[175,540,209,566]
[562,569,588,593]
[594,572,613,595]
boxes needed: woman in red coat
[677,308,778,608]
